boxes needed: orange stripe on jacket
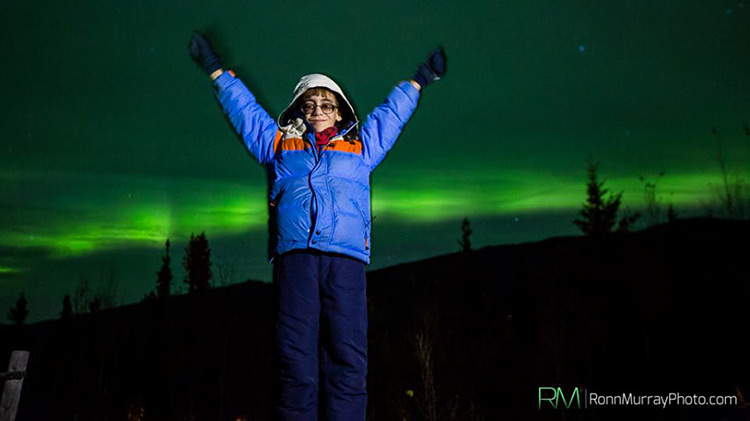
[278,137,308,152]
[272,130,283,153]
[324,139,362,154]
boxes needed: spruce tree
[573,159,624,238]
[156,238,173,298]
[183,232,212,294]
[458,217,472,252]
[8,292,29,325]
[60,294,72,320]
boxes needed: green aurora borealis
[1,0,748,322]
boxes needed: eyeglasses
[300,101,338,115]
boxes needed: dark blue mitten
[412,48,446,88]
[189,32,223,75]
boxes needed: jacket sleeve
[213,71,279,165]
[360,81,420,169]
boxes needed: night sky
[1,0,748,322]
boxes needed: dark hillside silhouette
[1,218,748,420]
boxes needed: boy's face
[301,89,343,133]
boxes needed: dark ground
[2,217,749,420]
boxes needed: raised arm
[189,32,278,165]
[360,82,420,169]
[360,48,446,169]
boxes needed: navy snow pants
[273,250,368,421]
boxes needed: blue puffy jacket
[213,71,420,264]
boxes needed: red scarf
[315,126,338,153]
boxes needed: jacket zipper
[306,122,358,246]
[308,132,319,244]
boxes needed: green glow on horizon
[0,168,732,260]
[0,266,21,274]
[373,170,724,221]
[0,171,269,259]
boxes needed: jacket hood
[277,73,358,131]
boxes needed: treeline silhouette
[1,217,748,420]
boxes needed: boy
[189,32,445,421]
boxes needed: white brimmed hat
[277,73,358,127]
